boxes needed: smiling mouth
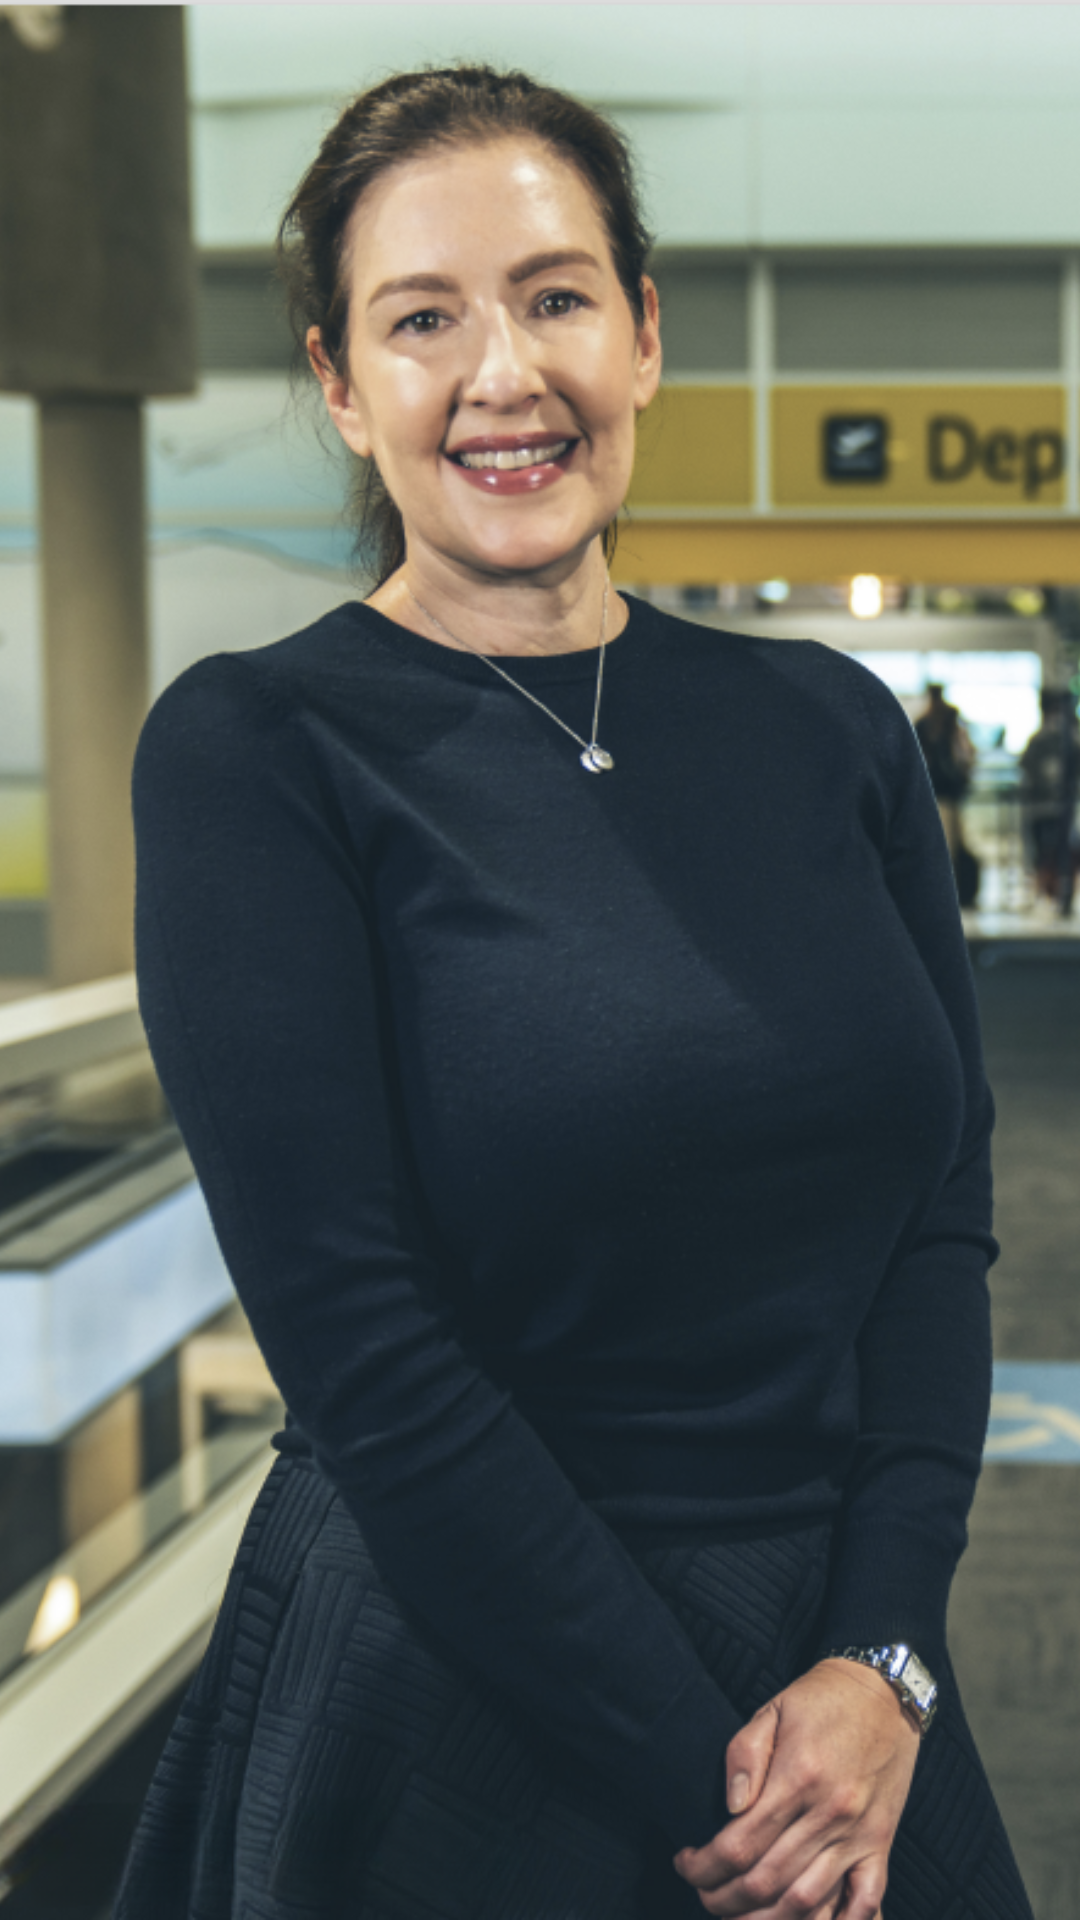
[449,440,574,471]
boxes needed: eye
[394,309,448,336]
[536,290,585,319]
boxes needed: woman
[116,66,1032,1920]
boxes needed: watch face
[900,1651,937,1711]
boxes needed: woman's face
[311,137,661,584]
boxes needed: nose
[460,305,543,411]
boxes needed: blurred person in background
[913,683,975,855]
[914,684,979,906]
[114,65,1031,1920]
[1019,688,1080,916]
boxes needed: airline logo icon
[823,414,889,482]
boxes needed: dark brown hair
[277,64,653,585]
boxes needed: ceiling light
[849,575,884,620]
[1006,587,1045,617]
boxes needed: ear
[306,326,374,460]
[632,277,662,413]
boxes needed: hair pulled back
[277,64,653,585]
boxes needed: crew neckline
[340,590,657,686]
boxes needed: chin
[455,513,612,581]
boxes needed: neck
[367,544,624,658]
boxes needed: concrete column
[38,398,148,987]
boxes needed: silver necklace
[405,579,615,774]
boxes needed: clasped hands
[673,1659,921,1920]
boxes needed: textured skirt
[115,1452,1033,1920]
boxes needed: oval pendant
[580,745,614,773]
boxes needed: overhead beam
[613,519,1080,585]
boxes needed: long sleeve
[131,649,740,1848]
[811,667,997,1667]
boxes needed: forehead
[344,137,611,285]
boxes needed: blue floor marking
[986,1362,1080,1462]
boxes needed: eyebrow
[507,248,602,284]
[367,249,602,309]
[367,272,459,310]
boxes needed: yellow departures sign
[773,386,1067,510]
[627,384,1069,514]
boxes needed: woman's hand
[672,1659,921,1918]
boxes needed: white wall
[0,535,359,782]
[189,3,1080,250]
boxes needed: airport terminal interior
[1,5,1079,1916]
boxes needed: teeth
[457,441,569,471]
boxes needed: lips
[444,434,579,495]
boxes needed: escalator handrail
[0,974,142,1095]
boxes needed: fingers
[692,1851,848,1918]
[695,1888,845,1920]
[695,1896,843,1920]
[686,1821,845,1917]
[726,1699,782,1816]
[676,1750,816,1897]
[837,1859,887,1920]
[675,1660,906,1914]
[675,1782,802,1899]
[673,1701,783,1889]
[682,1801,886,1919]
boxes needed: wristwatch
[821,1643,939,1735]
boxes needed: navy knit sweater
[131,593,996,1849]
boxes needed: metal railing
[0,975,280,1866]
[0,973,143,1095]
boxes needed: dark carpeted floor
[950,949,1080,1920]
